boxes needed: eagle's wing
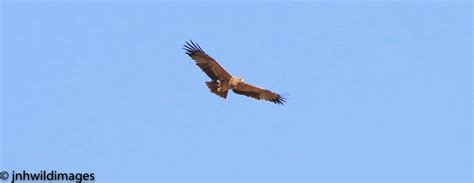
[183,41,232,81]
[233,82,286,105]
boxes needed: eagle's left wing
[183,41,232,81]
[233,82,286,105]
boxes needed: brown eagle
[183,40,286,105]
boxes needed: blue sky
[1,0,472,182]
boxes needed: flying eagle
[183,40,286,105]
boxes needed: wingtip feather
[183,40,205,56]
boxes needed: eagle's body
[183,41,286,105]
[206,76,243,98]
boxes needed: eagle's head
[230,76,245,86]
[236,77,244,82]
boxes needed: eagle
[183,40,286,105]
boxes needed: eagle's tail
[206,81,228,99]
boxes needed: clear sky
[1,0,472,182]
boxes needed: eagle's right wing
[183,41,232,81]
[233,82,286,105]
